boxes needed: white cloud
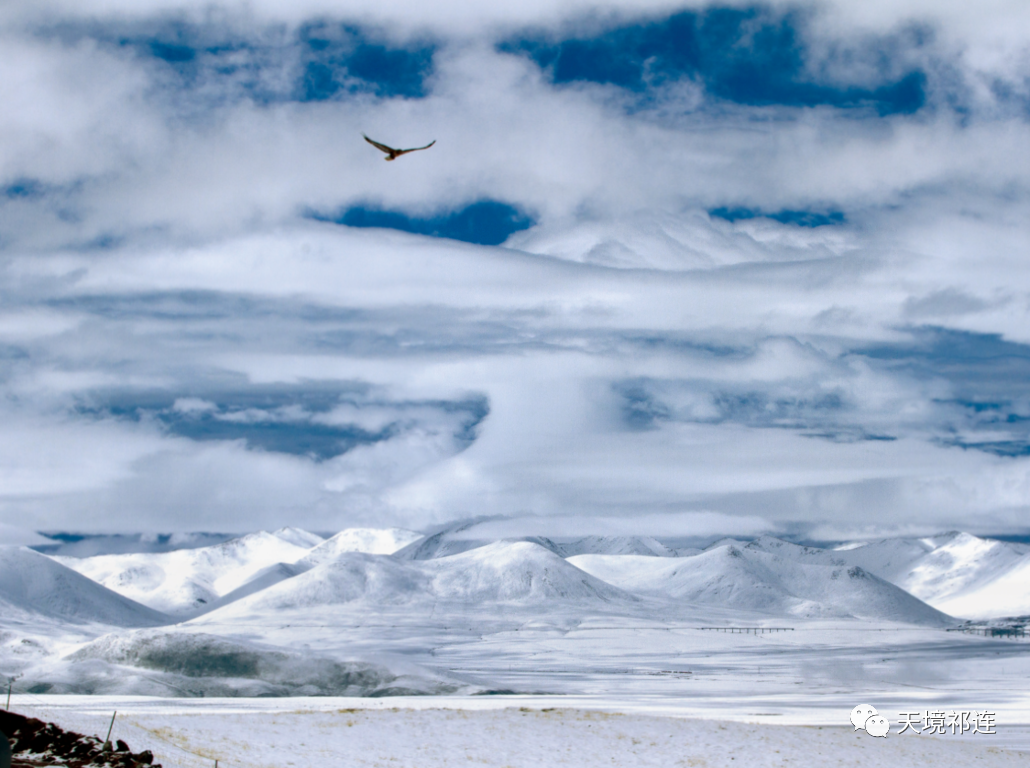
[1,0,1030,538]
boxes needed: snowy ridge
[299,527,423,566]
[55,530,320,619]
[392,529,563,561]
[422,541,633,603]
[0,547,167,627]
[556,536,677,557]
[204,541,634,618]
[43,528,1030,623]
[8,527,1030,703]
[269,527,325,549]
[569,544,952,625]
[393,531,680,561]
[747,533,1030,619]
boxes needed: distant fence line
[947,627,1029,639]
[696,627,794,634]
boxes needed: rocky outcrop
[0,710,159,768]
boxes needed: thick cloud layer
[1,1,1029,539]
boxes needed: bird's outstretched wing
[398,140,436,154]
[364,135,398,154]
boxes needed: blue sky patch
[313,200,535,246]
[709,207,846,227]
[3,178,47,200]
[856,327,1030,456]
[614,378,857,435]
[503,7,927,114]
[50,21,436,106]
[149,40,196,63]
[78,386,489,461]
[299,24,435,100]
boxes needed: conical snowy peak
[423,541,633,603]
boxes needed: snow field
[11,699,1030,768]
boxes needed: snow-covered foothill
[31,629,461,697]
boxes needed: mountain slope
[270,527,325,549]
[393,530,564,561]
[0,547,168,627]
[299,527,423,567]
[422,542,633,603]
[202,541,633,619]
[747,533,1030,619]
[55,531,318,618]
[556,536,676,557]
[569,545,952,625]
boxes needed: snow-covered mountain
[52,527,430,619]
[268,527,326,549]
[299,527,423,566]
[745,533,1030,619]
[54,529,322,619]
[394,531,566,560]
[556,536,678,557]
[9,526,1030,702]
[392,530,683,560]
[830,532,1030,609]
[0,547,167,627]
[423,542,632,604]
[202,541,633,620]
[569,544,951,625]
[43,524,1030,623]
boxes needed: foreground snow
[12,697,1030,768]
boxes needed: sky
[2,0,1030,542]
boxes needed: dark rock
[0,709,157,767]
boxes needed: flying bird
[363,134,436,161]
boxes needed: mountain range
[4,525,1030,697]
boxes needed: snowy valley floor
[10,696,1030,768]
[9,612,1030,765]
[12,619,1030,767]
